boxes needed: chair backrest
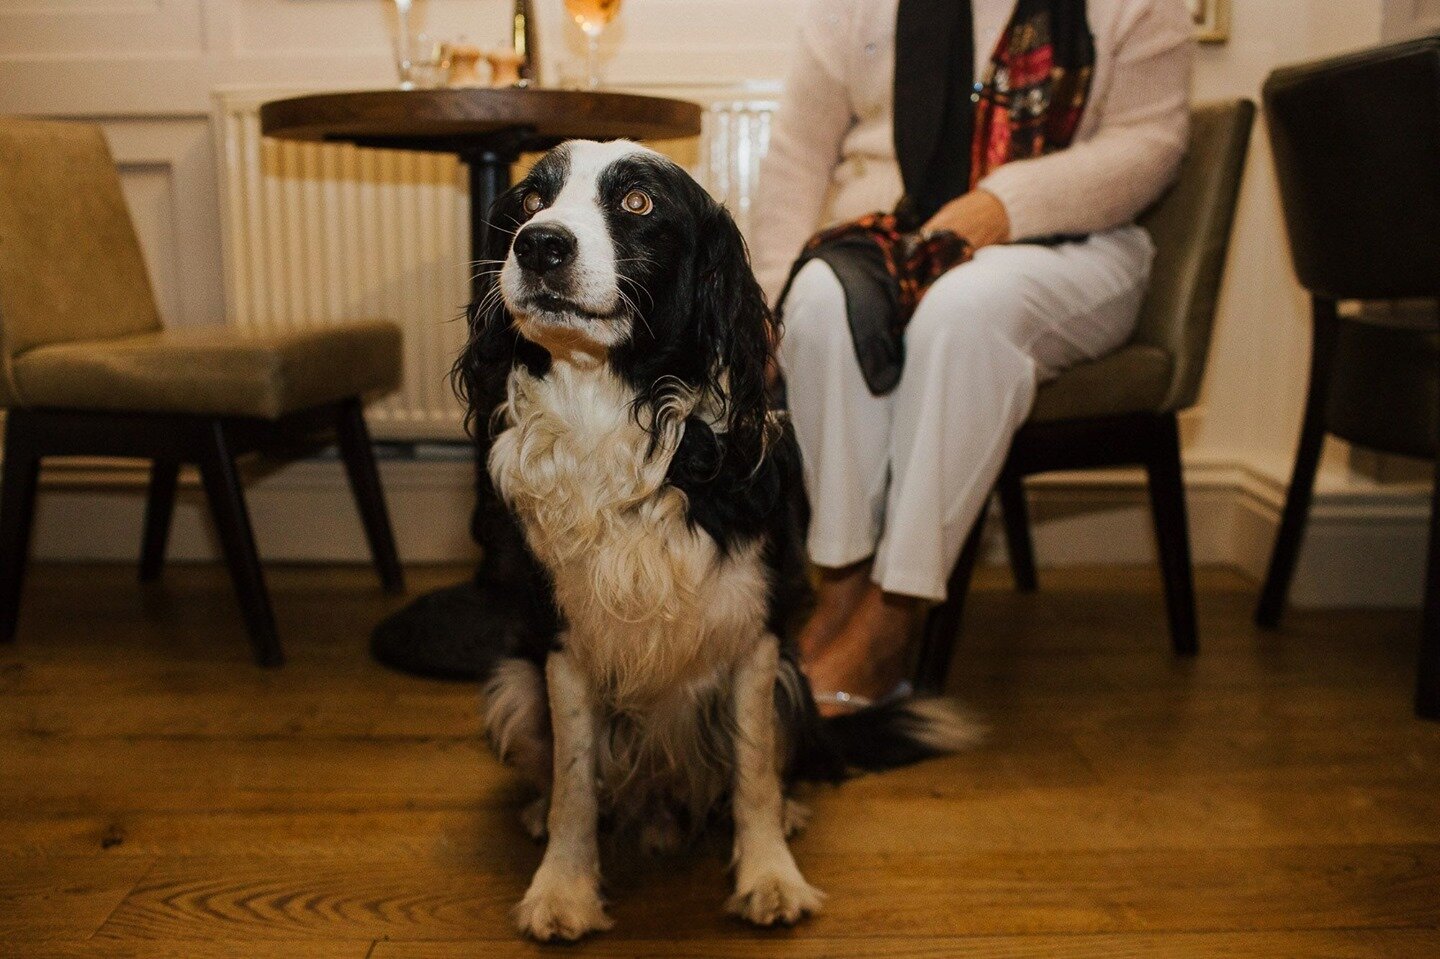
[1132,99,1255,413]
[0,117,162,407]
[1263,35,1440,301]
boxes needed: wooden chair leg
[913,499,991,695]
[195,419,283,667]
[1257,298,1339,628]
[1145,413,1199,657]
[139,459,179,583]
[335,398,404,594]
[997,472,1038,593]
[1417,432,1440,720]
[0,415,41,644]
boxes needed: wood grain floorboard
[369,929,1440,959]
[0,855,156,942]
[0,943,372,959]
[3,562,1439,955]
[82,844,1440,942]
[8,776,1440,859]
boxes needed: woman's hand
[921,188,1011,249]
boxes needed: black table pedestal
[370,138,554,681]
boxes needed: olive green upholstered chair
[915,100,1257,693]
[0,116,405,666]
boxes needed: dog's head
[462,139,774,469]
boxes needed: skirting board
[21,456,1432,609]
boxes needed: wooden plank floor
[3,562,1439,958]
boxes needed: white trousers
[779,225,1155,601]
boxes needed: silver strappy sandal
[813,680,914,714]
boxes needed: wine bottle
[513,0,539,84]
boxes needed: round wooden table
[260,88,703,678]
[260,87,702,298]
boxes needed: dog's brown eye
[521,191,545,215]
[621,189,653,215]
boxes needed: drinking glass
[391,0,417,89]
[407,34,448,88]
[564,0,622,89]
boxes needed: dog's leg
[482,658,553,839]
[782,798,812,837]
[513,648,613,941]
[640,802,684,856]
[519,795,549,840]
[726,635,825,926]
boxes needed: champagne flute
[565,0,622,89]
[392,0,415,89]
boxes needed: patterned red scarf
[972,1,1094,185]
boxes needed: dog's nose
[513,224,577,275]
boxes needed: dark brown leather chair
[0,117,406,666]
[1255,36,1440,719]
[914,100,1257,693]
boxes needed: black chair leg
[913,499,991,695]
[1417,446,1440,720]
[997,472,1038,593]
[1145,413,1199,657]
[139,459,179,583]
[196,419,283,667]
[335,398,404,594]
[1257,298,1339,628]
[0,415,41,644]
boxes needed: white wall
[1189,0,1385,477]
[1384,0,1440,39]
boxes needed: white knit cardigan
[751,0,1195,303]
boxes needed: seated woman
[752,0,1194,709]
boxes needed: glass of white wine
[565,0,622,89]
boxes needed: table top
[259,87,703,154]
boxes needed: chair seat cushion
[11,320,401,419]
[1029,344,1174,424]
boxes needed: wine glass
[391,0,416,89]
[565,0,622,89]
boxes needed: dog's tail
[778,656,984,781]
[822,697,985,772]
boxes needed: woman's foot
[804,585,923,716]
[795,560,874,663]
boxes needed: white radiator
[212,85,778,441]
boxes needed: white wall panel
[229,0,506,57]
[1383,0,1440,37]
[102,119,227,327]
[0,0,204,56]
[117,166,185,327]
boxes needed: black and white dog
[460,140,979,942]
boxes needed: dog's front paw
[726,867,825,927]
[514,870,613,941]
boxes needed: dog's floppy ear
[691,196,776,475]
[453,186,548,439]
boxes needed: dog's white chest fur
[487,360,768,705]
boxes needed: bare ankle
[816,559,873,598]
[799,560,876,660]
